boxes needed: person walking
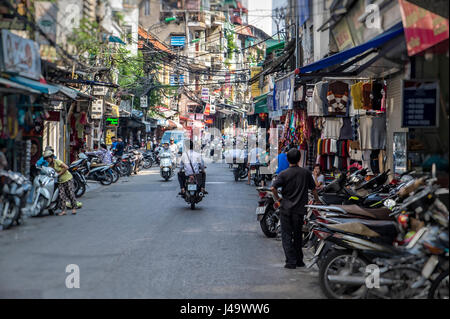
[275,145,291,175]
[271,148,319,269]
[43,150,77,216]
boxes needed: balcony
[188,12,206,30]
[211,12,226,26]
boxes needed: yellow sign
[251,67,262,98]
[105,129,116,145]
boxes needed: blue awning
[0,77,41,94]
[300,22,404,74]
[8,76,60,94]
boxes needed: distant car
[160,130,188,153]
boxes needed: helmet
[44,146,54,152]
[170,137,174,141]
[43,150,53,158]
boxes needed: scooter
[30,166,59,216]
[160,151,174,181]
[0,170,32,229]
[78,153,114,185]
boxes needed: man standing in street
[114,137,125,157]
[271,148,319,269]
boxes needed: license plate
[233,164,239,168]
[163,168,169,172]
[256,206,266,215]
[187,184,197,191]
[251,169,256,174]
[421,255,439,278]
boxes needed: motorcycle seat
[323,222,381,238]
[326,217,398,242]
[334,205,394,221]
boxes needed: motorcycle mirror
[383,199,396,210]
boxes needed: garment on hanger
[330,139,338,154]
[349,140,363,161]
[378,149,386,173]
[350,82,364,110]
[362,150,373,174]
[339,117,353,140]
[306,84,318,116]
[326,81,349,116]
[358,115,373,149]
[310,81,328,116]
[380,82,387,112]
[321,118,343,139]
[372,81,383,111]
[371,115,386,150]
[362,81,372,110]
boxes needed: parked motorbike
[160,151,174,181]
[256,186,280,238]
[0,170,31,229]
[29,166,59,217]
[303,174,448,299]
[142,150,155,169]
[69,158,87,197]
[78,153,114,185]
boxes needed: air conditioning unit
[91,99,103,119]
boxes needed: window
[144,0,150,16]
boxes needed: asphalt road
[0,163,323,298]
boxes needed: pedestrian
[275,145,291,175]
[312,164,325,190]
[114,137,125,157]
[43,150,77,216]
[36,146,55,167]
[0,141,8,170]
[271,148,319,269]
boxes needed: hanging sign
[399,0,449,56]
[204,103,211,115]
[140,95,148,108]
[91,99,103,119]
[0,29,41,80]
[402,79,439,128]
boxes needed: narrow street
[0,164,323,299]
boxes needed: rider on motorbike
[85,143,112,164]
[178,140,207,196]
[169,137,179,164]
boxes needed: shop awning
[266,41,285,55]
[254,93,268,114]
[8,76,60,94]
[109,35,126,45]
[0,77,41,94]
[299,22,404,74]
[54,84,94,100]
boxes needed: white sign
[91,99,103,119]
[210,104,216,114]
[201,87,210,101]
[1,30,41,80]
[140,95,148,108]
[92,86,107,96]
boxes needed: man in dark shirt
[114,137,125,157]
[271,148,319,269]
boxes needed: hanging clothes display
[321,118,343,139]
[326,81,349,116]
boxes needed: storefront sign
[250,67,262,97]
[0,30,41,80]
[188,113,195,120]
[195,113,204,120]
[106,118,118,126]
[92,86,107,96]
[91,99,103,120]
[274,73,294,110]
[332,18,355,51]
[402,80,439,128]
[201,87,209,101]
[209,104,216,114]
[399,0,449,56]
[204,104,210,115]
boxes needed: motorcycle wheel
[143,158,153,169]
[239,167,249,179]
[111,169,119,183]
[36,197,47,216]
[73,176,86,198]
[260,208,278,238]
[100,172,113,185]
[233,170,239,182]
[372,266,424,299]
[319,250,370,299]
[190,202,195,210]
[1,203,19,229]
[428,270,449,299]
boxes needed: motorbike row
[256,167,449,299]
[0,146,158,230]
